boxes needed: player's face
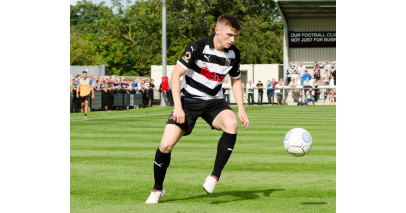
[216,24,239,49]
[82,73,87,79]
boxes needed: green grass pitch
[70,105,336,212]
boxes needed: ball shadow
[301,202,327,205]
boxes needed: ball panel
[302,131,312,143]
[287,147,304,156]
[284,130,293,141]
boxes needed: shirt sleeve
[177,42,201,70]
[228,49,241,79]
[77,79,80,85]
[90,79,93,85]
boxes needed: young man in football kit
[145,14,249,204]
[76,70,94,118]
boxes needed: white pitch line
[70,113,170,122]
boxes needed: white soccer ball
[283,128,312,157]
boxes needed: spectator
[329,89,336,105]
[312,77,320,101]
[241,81,246,104]
[322,60,332,78]
[313,61,320,73]
[297,62,307,83]
[94,79,101,91]
[330,76,335,86]
[314,70,321,81]
[288,77,300,102]
[303,77,311,86]
[279,78,285,85]
[100,78,108,93]
[246,80,254,106]
[266,80,274,105]
[132,79,139,94]
[292,70,301,86]
[305,88,315,105]
[145,78,151,90]
[286,64,294,84]
[331,69,336,85]
[275,80,284,105]
[288,76,298,87]
[256,80,264,105]
[148,79,155,107]
[222,79,230,104]
[167,79,174,106]
[126,81,133,92]
[322,76,330,86]
[301,70,312,83]
[71,77,77,94]
[139,80,146,92]
[291,60,297,71]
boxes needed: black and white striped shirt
[177,35,241,100]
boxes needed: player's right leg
[80,99,85,115]
[145,124,186,204]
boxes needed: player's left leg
[84,99,89,117]
[203,109,237,194]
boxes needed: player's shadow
[161,188,284,204]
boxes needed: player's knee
[223,120,238,134]
[159,143,174,153]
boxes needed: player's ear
[214,26,219,35]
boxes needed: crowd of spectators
[225,59,336,106]
[70,75,161,111]
[71,59,336,112]
[284,59,336,105]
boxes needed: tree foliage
[70,0,283,76]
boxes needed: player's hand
[76,94,79,98]
[238,109,249,130]
[172,107,185,124]
[92,95,94,99]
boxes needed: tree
[70,0,283,76]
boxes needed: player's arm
[90,80,94,99]
[170,64,187,124]
[76,79,80,98]
[231,78,249,130]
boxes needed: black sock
[153,148,171,191]
[211,132,237,181]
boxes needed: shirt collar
[209,35,229,52]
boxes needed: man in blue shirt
[301,70,312,83]
[266,80,274,105]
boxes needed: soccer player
[145,14,249,204]
[76,70,94,118]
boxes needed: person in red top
[271,78,278,88]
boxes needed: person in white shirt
[275,80,284,105]
[323,60,332,78]
[297,62,307,83]
[291,60,297,71]
[222,80,231,104]
[246,80,255,106]
[291,70,300,86]
[303,78,311,86]
[286,64,294,84]
[305,88,315,105]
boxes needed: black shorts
[149,91,154,100]
[166,97,233,136]
[79,95,90,102]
